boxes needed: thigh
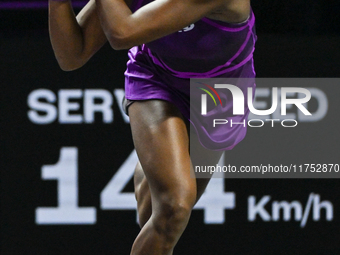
[131,103,223,206]
[129,100,196,208]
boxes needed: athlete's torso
[129,0,256,77]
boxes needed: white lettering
[84,89,113,123]
[27,89,57,124]
[58,90,83,124]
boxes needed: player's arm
[96,0,226,50]
[49,0,133,71]
[49,0,108,71]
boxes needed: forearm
[95,0,135,50]
[95,0,194,50]
[49,0,85,70]
[95,0,224,50]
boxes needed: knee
[160,199,192,225]
[152,193,195,237]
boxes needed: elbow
[108,38,131,50]
[52,47,88,71]
[59,64,77,72]
[59,64,82,72]
[107,34,135,50]
[56,57,86,71]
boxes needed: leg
[133,114,223,229]
[129,100,196,255]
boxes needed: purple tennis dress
[124,0,257,150]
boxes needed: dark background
[1,1,340,254]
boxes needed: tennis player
[49,0,256,253]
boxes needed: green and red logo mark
[197,82,223,115]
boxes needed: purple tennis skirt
[124,45,256,151]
